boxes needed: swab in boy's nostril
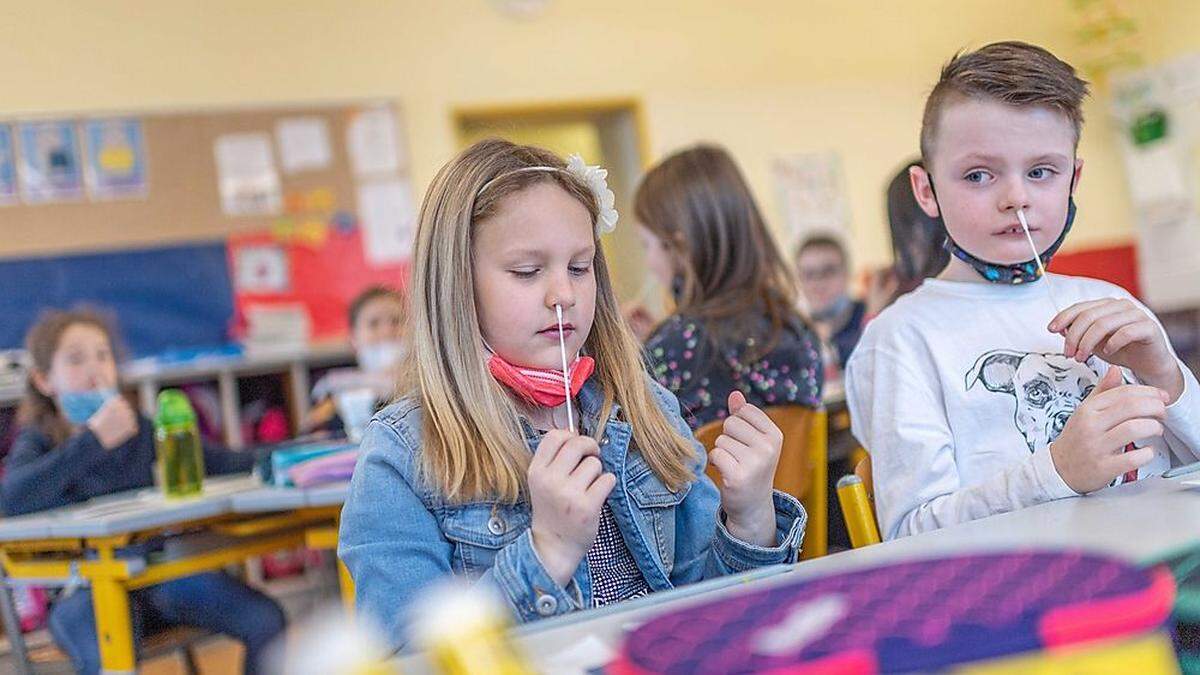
[1018,208,1061,314]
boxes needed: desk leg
[86,537,135,674]
[0,561,32,675]
[92,576,135,673]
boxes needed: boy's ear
[30,369,55,398]
[1071,158,1084,195]
[908,165,941,219]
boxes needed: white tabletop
[397,476,1200,674]
[229,482,350,513]
[0,476,350,541]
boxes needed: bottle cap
[154,389,196,427]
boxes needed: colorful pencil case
[1145,543,1200,673]
[268,441,357,487]
[614,551,1176,674]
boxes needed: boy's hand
[709,391,781,547]
[1050,298,1184,403]
[87,396,139,450]
[528,430,616,586]
[1050,367,1167,494]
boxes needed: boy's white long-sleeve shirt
[846,274,1200,540]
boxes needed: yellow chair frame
[836,455,882,548]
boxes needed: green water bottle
[153,390,206,498]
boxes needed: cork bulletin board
[0,100,407,260]
[0,100,413,355]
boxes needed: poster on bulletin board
[17,120,84,203]
[0,125,17,205]
[227,223,408,340]
[233,243,290,294]
[83,118,148,200]
[356,177,416,264]
[347,107,405,176]
[214,132,282,217]
[772,150,851,247]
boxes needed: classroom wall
[0,0,1192,270]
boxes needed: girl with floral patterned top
[634,145,824,428]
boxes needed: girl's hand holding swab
[1049,297,1184,403]
[709,391,783,547]
[527,430,615,586]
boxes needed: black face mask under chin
[927,175,1077,285]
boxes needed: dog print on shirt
[966,350,1102,453]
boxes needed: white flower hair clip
[476,153,619,235]
[564,154,618,235]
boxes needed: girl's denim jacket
[338,377,807,651]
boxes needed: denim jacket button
[600,436,609,446]
[487,515,505,536]
[535,594,558,616]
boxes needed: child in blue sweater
[4,309,286,674]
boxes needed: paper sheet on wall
[275,117,331,174]
[772,151,851,246]
[233,244,290,293]
[347,108,404,177]
[356,178,415,264]
[17,120,84,203]
[214,133,282,216]
[83,118,148,200]
[0,125,16,205]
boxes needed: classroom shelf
[0,342,355,452]
[121,341,354,450]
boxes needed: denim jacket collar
[516,379,622,446]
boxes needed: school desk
[0,475,352,673]
[395,475,1200,673]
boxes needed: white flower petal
[563,154,618,235]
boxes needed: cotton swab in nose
[555,304,576,434]
[1016,208,1061,314]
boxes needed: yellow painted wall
[1130,0,1200,65]
[0,0,1193,269]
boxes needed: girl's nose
[545,273,576,310]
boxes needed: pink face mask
[486,352,595,408]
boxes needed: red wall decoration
[1048,243,1140,299]
[227,227,408,340]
